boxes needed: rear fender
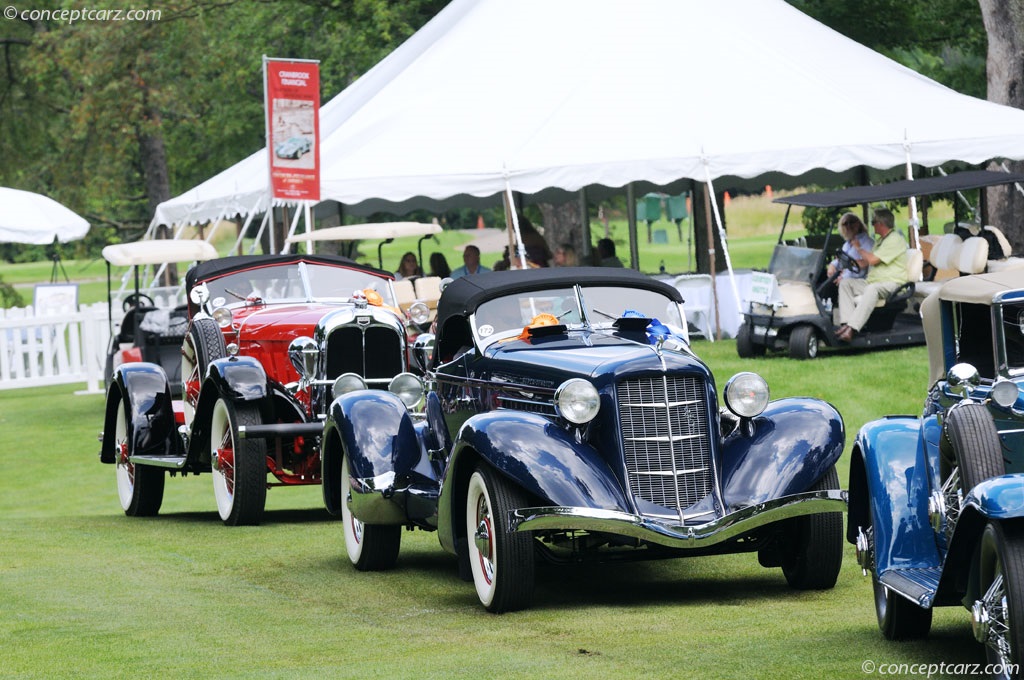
[321,390,421,515]
[100,362,178,463]
[720,398,844,509]
[854,416,941,573]
[436,411,631,554]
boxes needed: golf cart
[101,239,220,394]
[737,170,1024,360]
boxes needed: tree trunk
[693,184,728,275]
[980,0,1024,252]
[538,200,582,264]
[137,104,176,284]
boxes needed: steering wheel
[122,292,155,311]
[835,249,861,275]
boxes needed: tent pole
[904,138,920,249]
[249,210,271,254]
[504,179,527,269]
[626,183,639,269]
[702,163,740,341]
[702,184,720,340]
[578,187,591,262]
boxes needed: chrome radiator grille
[617,375,713,511]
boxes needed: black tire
[181,317,226,404]
[788,324,819,360]
[209,397,267,526]
[780,466,843,590]
[736,321,765,358]
[977,521,1024,675]
[341,453,401,570]
[946,403,1005,491]
[114,396,165,517]
[861,451,932,639]
[466,465,535,613]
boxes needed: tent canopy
[0,187,90,244]
[154,0,1024,228]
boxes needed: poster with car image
[264,57,320,201]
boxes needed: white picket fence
[0,302,118,393]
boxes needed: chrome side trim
[508,490,848,549]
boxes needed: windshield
[768,244,821,284]
[471,284,684,346]
[203,262,395,307]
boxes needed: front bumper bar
[509,490,848,549]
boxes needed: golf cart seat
[982,225,1024,273]
[855,248,923,332]
[916,236,990,297]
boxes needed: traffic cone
[724,191,731,206]
[765,184,773,198]
[477,215,485,230]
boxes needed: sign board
[745,271,783,306]
[264,58,320,201]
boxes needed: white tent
[0,187,90,244]
[154,0,1024,226]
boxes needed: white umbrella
[0,187,90,244]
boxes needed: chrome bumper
[509,490,848,549]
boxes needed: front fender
[436,411,632,554]
[720,398,844,510]
[854,416,940,573]
[321,390,421,515]
[100,362,177,463]
[205,356,268,402]
[964,475,1024,519]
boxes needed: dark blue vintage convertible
[322,267,848,612]
[849,268,1024,673]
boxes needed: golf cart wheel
[788,325,819,360]
[736,321,765,358]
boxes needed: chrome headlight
[724,372,769,419]
[389,372,425,408]
[948,363,980,399]
[288,336,319,380]
[212,306,233,329]
[409,301,431,325]
[991,379,1020,408]
[332,373,367,399]
[554,378,600,424]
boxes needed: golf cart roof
[776,170,1024,208]
[102,239,219,266]
[938,269,1024,305]
[285,221,442,244]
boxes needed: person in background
[451,244,491,278]
[820,212,873,305]
[597,238,624,267]
[394,252,421,280]
[836,207,908,342]
[429,252,451,278]
[517,214,553,267]
[554,243,578,267]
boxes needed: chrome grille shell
[617,375,714,514]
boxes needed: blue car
[321,267,847,612]
[274,136,312,160]
[849,269,1024,671]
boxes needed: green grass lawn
[0,341,984,679]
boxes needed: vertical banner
[264,57,321,201]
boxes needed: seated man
[836,208,908,342]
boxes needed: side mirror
[189,282,210,307]
[412,333,436,374]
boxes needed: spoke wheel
[780,465,843,589]
[210,397,267,526]
[788,324,818,360]
[114,397,164,517]
[976,521,1024,676]
[181,318,226,421]
[465,465,534,613]
[341,453,401,570]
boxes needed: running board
[878,567,942,608]
[128,455,187,470]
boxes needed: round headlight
[389,372,425,408]
[332,373,367,400]
[555,378,600,424]
[724,372,770,419]
[409,301,431,325]
[212,306,233,329]
[991,380,1020,408]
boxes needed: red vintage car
[99,252,427,526]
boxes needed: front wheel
[780,466,843,589]
[736,320,765,358]
[466,466,535,613]
[209,397,267,526]
[975,521,1024,676]
[114,396,165,517]
[788,324,818,360]
[341,454,401,570]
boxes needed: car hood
[235,303,390,340]
[481,328,710,387]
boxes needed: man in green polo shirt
[836,208,908,341]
